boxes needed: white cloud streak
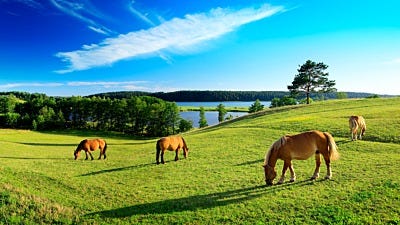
[55,4,284,73]
[49,0,114,35]
[0,82,63,89]
[128,1,156,27]
[0,81,158,93]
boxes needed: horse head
[183,147,189,159]
[181,137,189,159]
[74,141,84,160]
[263,164,277,186]
[73,148,80,160]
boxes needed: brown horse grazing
[156,136,189,164]
[349,115,366,141]
[263,130,339,186]
[74,139,107,160]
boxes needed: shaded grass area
[0,97,399,224]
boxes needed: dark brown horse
[156,136,189,164]
[74,139,107,160]
[263,130,339,185]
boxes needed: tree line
[89,90,383,102]
[0,92,191,137]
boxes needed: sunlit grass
[0,97,399,224]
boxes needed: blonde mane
[264,136,286,166]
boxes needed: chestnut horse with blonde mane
[349,115,366,141]
[156,136,189,164]
[74,139,107,160]
[263,130,339,186]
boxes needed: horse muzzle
[265,180,273,186]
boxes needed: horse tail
[323,132,339,161]
[103,140,108,153]
[349,116,357,131]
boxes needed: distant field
[1,97,399,224]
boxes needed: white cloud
[67,81,147,87]
[49,0,114,35]
[0,82,63,89]
[55,4,284,73]
[128,2,156,27]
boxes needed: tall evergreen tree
[288,60,336,104]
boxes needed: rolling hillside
[0,97,399,224]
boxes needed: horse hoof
[324,176,331,180]
[289,179,295,183]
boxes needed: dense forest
[88,90,383,101]
[0,92,187,137]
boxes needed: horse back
[158,136,185,151]
[349,115,366,129]
[284,131,327,160]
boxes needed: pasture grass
[0,97,399,224]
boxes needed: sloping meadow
[0,97,399,224]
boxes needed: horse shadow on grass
[87,179,324,218]
[78,163,154,177]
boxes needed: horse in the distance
[74,139,107,160]
[156,136,189,164]
[263,130,339,186]
[349,115,366,141]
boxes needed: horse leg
[98,149,102,160]
[278,161,290,184]
[288,164,296,182]
[311,153,321,180]
[156,149,160,165]
[174,149,179,161]
[85,151,89,160]
[323,154,332,179]
[161,150,165,164]
[88,151,94,160]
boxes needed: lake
[178,101,270,128]
[177,101,271,108]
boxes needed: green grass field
[1,97,399,224]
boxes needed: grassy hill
[0,97,399,224]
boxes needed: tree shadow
[15,142,76,147]
[87,179,324,218]
[78,163,154,177]
[0,156,67,160]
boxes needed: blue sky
[0,0,399,96]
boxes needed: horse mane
[75,139,87,151]
[264,136,286,166]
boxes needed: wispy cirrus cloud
[0,81,166,93]
[49,0,114,35]
[55,4,284,73]
[128,0,156,27]
[4,0,43,9]
[0,82,63,89]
